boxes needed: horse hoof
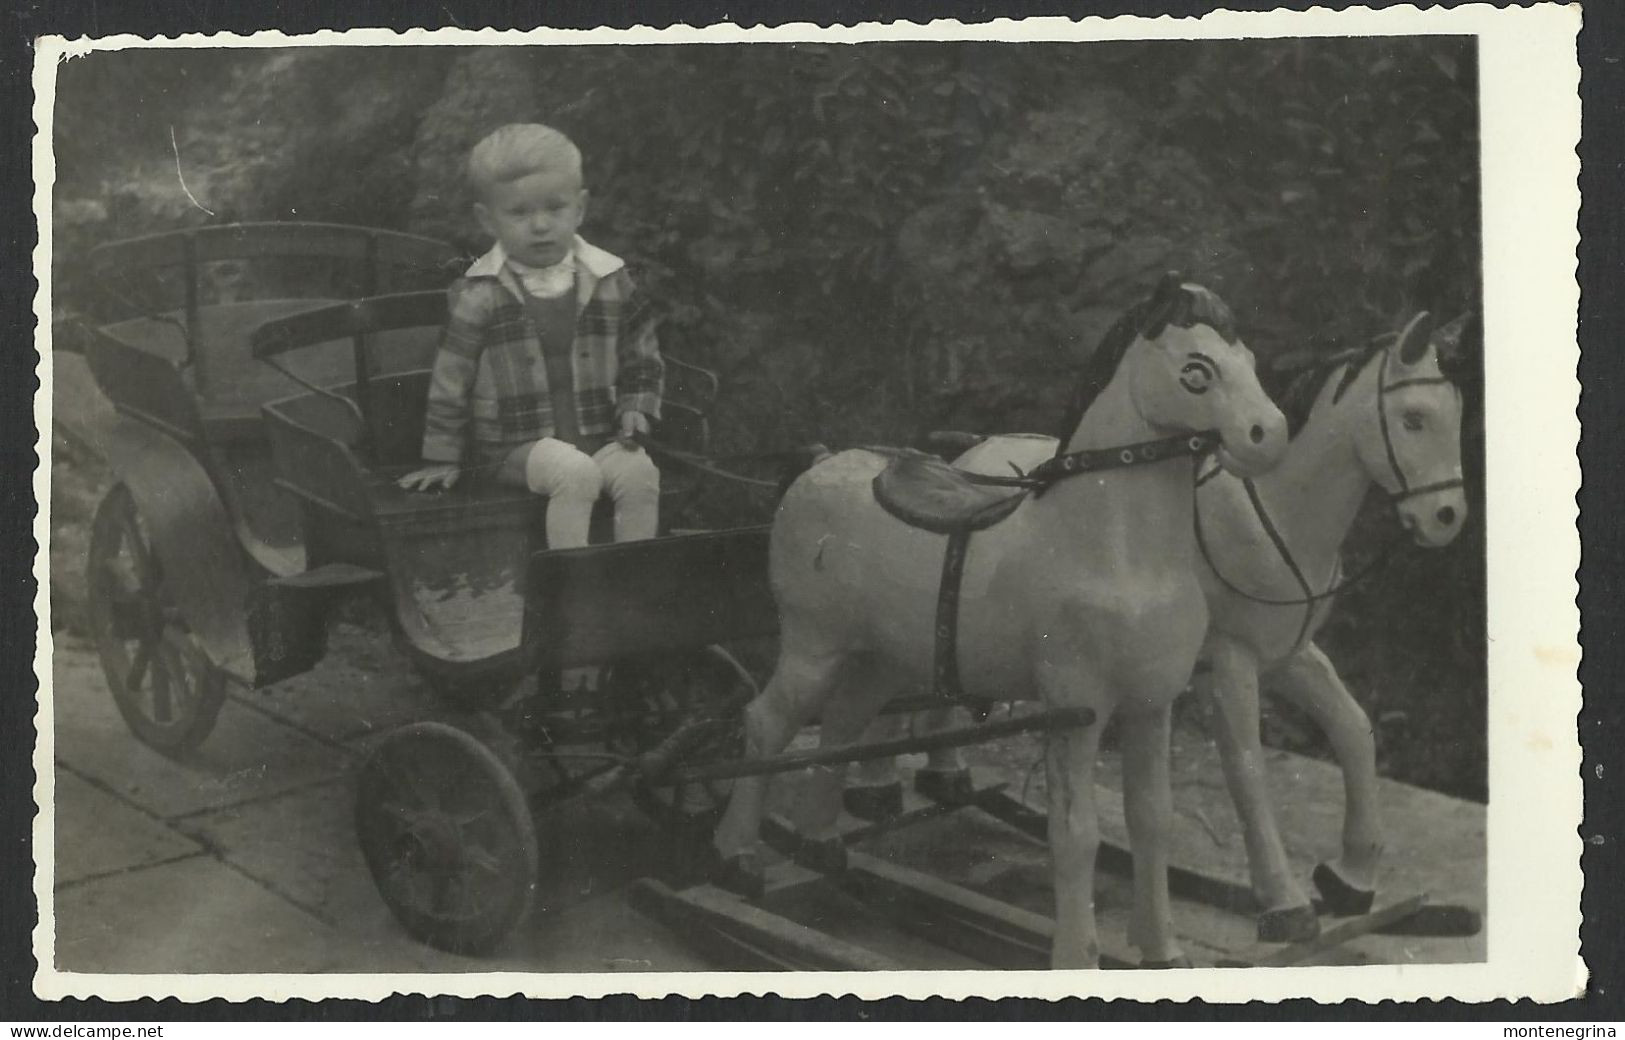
[713,850,765,900]
[1138,954,1193,969]
[1258,904,1321,943]
[798,835,849,876]
[915,767,976,806]
[1313,862,1376,916]
[843,781,904,822]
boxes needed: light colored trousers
[499,437,660,548]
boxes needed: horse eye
[1403,411,1425,432]
[1179,359,1214,395]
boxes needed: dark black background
[3,0,1618,1022]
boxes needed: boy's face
[475,167,588,268]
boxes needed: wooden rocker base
[630,878,899,971]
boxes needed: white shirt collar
[465,234,625,280]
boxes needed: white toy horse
[710,275,1288,968]
[848,311,1468,943]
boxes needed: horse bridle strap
[1376,354,1465,504]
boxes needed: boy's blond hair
[467,123,583,195]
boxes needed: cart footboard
[527,526,777,669]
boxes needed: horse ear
[1395,310,1436,367]
[1142,271,1186,337]
[1430,312,1470,362]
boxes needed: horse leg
[1203,636,1318,942]
[1119,701,1189,966]
[914,705,975,803]
[1040,663,1108,969]
[803,657,907,840]
[848,704,972,815]
[712,640,847,888]
[846,713,907,820]
[1269,641,1383,914]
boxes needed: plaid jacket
[421,237,664,465]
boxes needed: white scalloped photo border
[29,2,1584,1004]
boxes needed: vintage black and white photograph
[33,7,1582,1002]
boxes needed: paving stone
[51,854,427,974]
[54,769,203,887]
[51,637,353,819]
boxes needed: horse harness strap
[927,431,1222,721]
[958,432,1222,494]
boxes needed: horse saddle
[871,449,1028,535]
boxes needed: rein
[635,435,786,491]
[1193,477,1406,609]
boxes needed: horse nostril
[1249,424,1264,444]
[1437,506,1457,527]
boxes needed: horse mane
[1272,337,1387,439]
[1051,282,1240,453]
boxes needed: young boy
[398,123,663,549]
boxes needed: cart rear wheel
[85,483,228,755]
[355,721,539,955]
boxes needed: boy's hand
[618,411,651,448]
[397,463,461,492]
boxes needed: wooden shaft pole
[657,705,1096,785]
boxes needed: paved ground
[45,354,1487,978]
[47,623,1487,976]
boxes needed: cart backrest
[251,291,448,466]
[87,223,463,394]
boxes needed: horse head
[1124,273,1287,477]
[1332,311,1468,547]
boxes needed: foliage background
[50,39,1486,800]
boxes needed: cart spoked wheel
[85,483,227,755]
[355,721,539,955]
[605,645,756,875]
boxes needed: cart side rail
[261,397,377,525]
[84,327,208,451]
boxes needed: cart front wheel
[355,721,539,955]
[85,483,227,755]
